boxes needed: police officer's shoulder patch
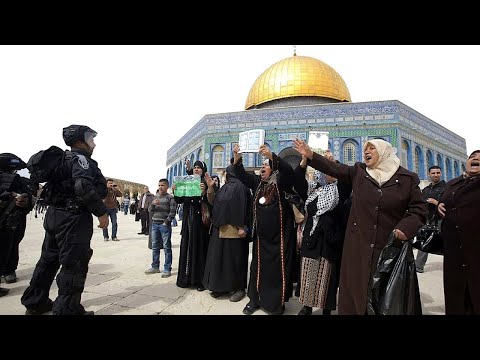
[77,155,89,170]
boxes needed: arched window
[402,140,409,169]
[342,140,357,166]
[461,163,466,173]
[413,146,425,179]
[436,154,444,180]
[414,147,420,174]
[454,161,459,177]
[426,150,434,170]
[179,160,184,175]
[212,145,225,169]
[445,158,452,181]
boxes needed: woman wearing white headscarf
[293,138,428,315]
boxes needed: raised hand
[233,144,242,164]
[204,172,215,189]
[259,144,272,160]
[293,139,314,159]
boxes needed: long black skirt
[203,226,249,293]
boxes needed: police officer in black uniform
[0,153,35,296]
[21,125,109,315]
[2,163,37,284]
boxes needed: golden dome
[245,55,351,110]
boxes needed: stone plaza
[0,212,445,315]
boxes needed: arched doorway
[278,147,302,170]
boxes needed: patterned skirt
[298,256,332,308]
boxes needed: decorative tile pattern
[166,100,467,182]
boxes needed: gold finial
[293,45,297,56]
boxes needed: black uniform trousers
[21,206,93,315]
[2,216,26,275]
[0,229,15,280]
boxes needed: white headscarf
[363,139,400,186]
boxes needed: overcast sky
[1,45,478,192]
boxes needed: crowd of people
[1,123,479,315]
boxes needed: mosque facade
[166,53,467,186]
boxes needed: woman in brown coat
[438,150,480,315]
[293,138,428,315]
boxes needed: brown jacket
[103,187,122,209]
[309,153,428,315]
[440,175,480,314]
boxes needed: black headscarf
[211,165,251,227]
[193,160,207,175]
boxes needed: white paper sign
[308,131,329,152]
[238,129,265,153]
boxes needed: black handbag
[411,217,444,255]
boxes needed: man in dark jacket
[138,186,154,235]
[415,165,446,273]
[21,124,109,315]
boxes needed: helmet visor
[84,130,97,149]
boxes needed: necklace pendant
[259,196,266,204]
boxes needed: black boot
[25,299,54,315]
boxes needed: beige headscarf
[363,139,400,186]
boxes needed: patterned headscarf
[304,170,339,237]
[363,139,400,186]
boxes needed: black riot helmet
[0,153,27,171]
[62,125,98,146]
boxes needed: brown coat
[309,153,428,314]
[103,187,122,209]
[440,175,480,314]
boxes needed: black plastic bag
[367,232,422,315]
[411,219,443,255]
